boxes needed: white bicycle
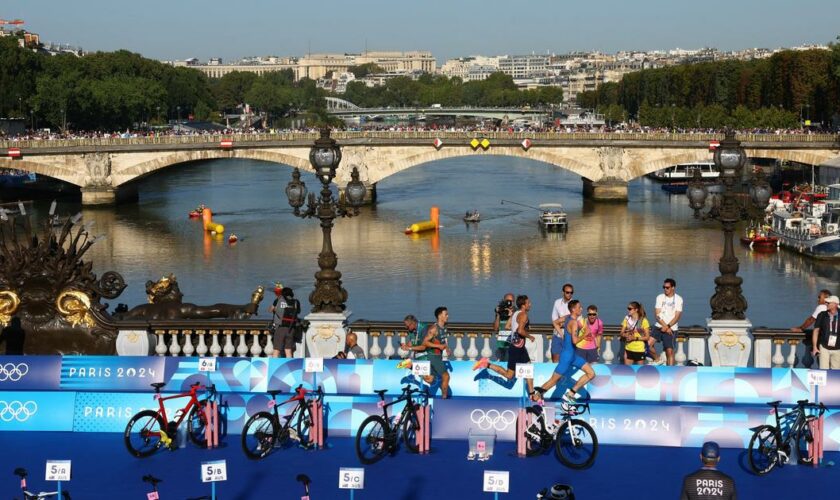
[13,468,71,499]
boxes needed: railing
[125,319,815,369]
[3,131,837,150]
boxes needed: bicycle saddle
[142,474,162,485]
[796,399,809,406]
[267,389,283,397]
[150,382,166,391]
[766,400,781,407]
[374,389,388,397]
[13,467,27,478]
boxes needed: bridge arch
[113,149,313,188]
[0,158,83,187]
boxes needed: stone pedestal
[303,311,351,359]
[582,179,628,202]
[707,319,752,367]
[81,187,116,205]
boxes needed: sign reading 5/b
[45,460,71,481]
[201,460,227,483]
[483,470,509,493]
[305,357,324,373]
[198,357,217,372]
[338,467,364,489]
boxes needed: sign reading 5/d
[198,357,217,372]
[338,467,364,489]
[45,460,71,481]
[201,460,227,483]
[483,470,509,493]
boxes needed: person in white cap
[812,295,840,369]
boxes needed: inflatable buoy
[404,206,440,234]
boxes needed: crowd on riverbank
[0,125,829,142]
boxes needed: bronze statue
[0,207,126,354]
[115,274,265,321]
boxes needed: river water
[34,157,838,328]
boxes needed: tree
[348,63,384,78]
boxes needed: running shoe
[396,359,412,369]
[472,357,490,371]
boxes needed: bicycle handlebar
[142,474,162,485]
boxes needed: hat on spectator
[701,441,720,460]
[826,295,840,305]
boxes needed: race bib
[828,334,837,348]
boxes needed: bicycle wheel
[187,403,208,448]
[356,415,390,464]
[294,403,314,447]
[402,409,421,453]
[241,411,278,460]
[795,417,816,465]
[520,407,549,457]
[555,418,598,469]
[748,425,780,475]
[125,410,166,458]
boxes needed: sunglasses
[564,290,574,295]
[663,286,672,289]
[627,307,635,310]
[587,313,598,316]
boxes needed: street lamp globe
[285,168,308,210]
[749,172,772,208]
[309,128,342,182]
[686,171,709,212]
[345,167,366,207]
[714,130,746,177]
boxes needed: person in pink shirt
[574,304,603,363]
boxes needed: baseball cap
[826,295,840,305]
[701,441,720,460]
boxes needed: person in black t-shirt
[680,441,737,500]
[269,286,301,358]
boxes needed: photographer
[492,293,515,361]
[269,285,301,358]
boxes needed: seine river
[37,157,838,328]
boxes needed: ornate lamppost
[686,129,772,366]
[285,128,366,314]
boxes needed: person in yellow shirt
[620,301,650,365]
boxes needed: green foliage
[578,47,840,128]
[348,63,384,78]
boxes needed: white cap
[826,295,840,305]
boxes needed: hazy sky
[5,0,839,61]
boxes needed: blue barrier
[1,356,837,450]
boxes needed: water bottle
[177,420,187,449]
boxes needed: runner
[472,295,535,394]
[532,300,596,406]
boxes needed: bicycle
[355,385,429,464]
[142,474,162,499]
[12,468,70,499]
[241,384,323,459]
[124,381,217,458]
[521,387,599,469]
[748,399,827,475]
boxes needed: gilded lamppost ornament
[0,290,20,326]
[686,129,772,320]
[286,128,366,313]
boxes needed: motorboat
[538,203,567,231]
[463,210,481,223]
[740,226,779,251]
[648,162,719,182]
[767,204,840,259]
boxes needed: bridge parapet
[2,131,838,150]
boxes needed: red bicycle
[124,381,217,458]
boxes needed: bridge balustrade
[128,319,811,368]
[2,131,837,150]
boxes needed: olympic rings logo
[0,363,29,382]
[0,401,38,422]
[470,409,517,431]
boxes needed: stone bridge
[1,131,838,205]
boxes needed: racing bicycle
[241,385,323,459]
[748,399,827,475]
[13,468,70,499]
[521,388,599,469]
[355,385,429,464]
[124,381,217,458]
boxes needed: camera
[496,299,513,319]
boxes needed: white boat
[768,204,840,259]
[539,203,567,230]
[648,162,719,182]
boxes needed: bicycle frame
[375,386,426,425]
[150,382,214,437]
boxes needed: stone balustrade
[118,319,814,369]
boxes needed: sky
[4,0,839,62]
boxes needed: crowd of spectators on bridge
[0,124,831,143]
